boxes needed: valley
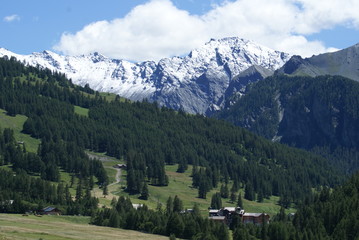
[0,37,359,239]
[0,103,289,217]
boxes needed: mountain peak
[0,38,290,114]
[207,37,247,44]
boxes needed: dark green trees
[0,55,345,220]
[244,182,255,201]
[91,195,228,240]
[140,182,149,200]
[237,193,243,209]
[210,192,222,209]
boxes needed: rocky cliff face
[0,37,290,114]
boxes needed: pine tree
[216,223,230,240]
[257,189,264,203]
[108,210,120,228]
[166,196,173,215]
[140,181,149,200]
[222,184,229,198]
[75,179,82,201]
[102,183,108,198]
[237,193,243,209]
[244,182,255,201]
[89,176,94,190]
[166,213,185,238]
[173,195,183,213]
[211,192,222,209]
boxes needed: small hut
[41,206,61,215]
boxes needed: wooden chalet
[41,206,61,215]
[242,213,270,225]
[208,207,269,226]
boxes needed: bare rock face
[0,37,290,114]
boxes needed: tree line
[91,195,230,240]
[0,56,343,205]
[0,129,99,215]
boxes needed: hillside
[0,55,345,239]
[216,74,359,173]
[0,55,344,201]
[290,171,359,239]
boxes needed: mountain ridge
[0,37,290,114]
[276,43,359,81]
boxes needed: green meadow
[0,214,168,240]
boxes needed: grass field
[89,155,294,217]
[74,106,89,117]
[0,109,40,153]
[0,214,168,240]
[99,92,128,102]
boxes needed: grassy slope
[0,91,291,217]
[0,214,167,240]
[0,109,40,153]
[74,106,89,117]
[0,106,292,217]
[87,150,294,217]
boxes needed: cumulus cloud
[53,0,359,61]
[3,14,20,22]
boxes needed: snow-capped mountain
[0,37,290,114]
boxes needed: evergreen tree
[108,209,120,228]
[257,189,264,202]
[220,184,229,198]
[139,181,149,200]
[166,213,185,238]
[210,192,222,209]
[102,183,108,198]
[198,181,209,199]
[166,196,173,215]
[75,179,83,201]
[237,193,243,209]
[173,195,183,213]
[244,182,255,201]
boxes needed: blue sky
[1,0,359,61]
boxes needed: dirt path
[86,152,122,185]
[109,167,121,186]
[87,152,123,200]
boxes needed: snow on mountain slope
[0,37,290,114]
[0,48,157,100]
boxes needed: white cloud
[53,0,359,62]
[54,0,207,62]
[3,14,20,22]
